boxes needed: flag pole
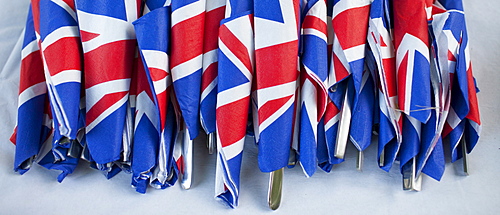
[207,132,215,154]
[268,168,284,210]
[461,137,469,175]
[181,122,193,190]
[334,87,351,159]
[356,150,364,171]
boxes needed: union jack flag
[130,56,159,193]
[317,0,344,172]
[200,0,225,136]
[12,6,49,174]
[253,0,300,172]
[133,4,178,192]
[170,0,206,188]
[298,0,328,177]
[366,0,402,171]
[37,0,82,142]
[328,0,373,160]
[35,0,83,177]
[215,0,254,207]
[437,0,481,164]
[393,0,432,176]
[75,0,141,173]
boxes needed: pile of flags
[10,0,481,209]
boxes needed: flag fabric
[329,0,373,155]
[170,0,205,140]
[75,0,141,174]
[298,0,328,177]
[200,0,225,136]
[170,0,206,189]
[129,55,159,193]
[133,4,178,192]
[393,0,432,173]
[35,0,83,180]
[38,0,82,147]
[12,6,48,174]
[215,0,254,207]
[253,0,300,172]
[366,0,402,172]
[317,0,343,172]
[10,0,483,205]
[437,0,481,163]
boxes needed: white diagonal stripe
[217,82,251,108]
[18,82,47,107]
[85,78,131,110]
[171,54,203,81]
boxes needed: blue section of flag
[399,116,420,171]
[350,72,375,151]
[258,104,295,172]
[254,0,284,23]
[409,52,431,123]
[86,102,128,164]
[422,138,445,181]
[39,0,78,41]
[14,95,46,174]
[173,70,202,139]
[131,115,159,193]
[299,106,316,176]
[22,7,37,48]
[171,0,199,11]
[75,0,128,21]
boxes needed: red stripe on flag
[382,58,397,97]
[255,41,299,89]
[43,37,82,76]
[324,101,340,122]
[31,1,41,33]
[465,64,480,124]
[84,40,136,88]
[393,0,429,47]
[217,97,250,147]
[86,91,128,125]
[442,122,452,138]
[80,30,100,43]
[258,95,294,125]
[397,52,409,112]
[170,12,205,68]
[149,68,168,81]
[333,54,349,82]
[201,63,217,90]
[448,50,457,62]
[10,126,17,145]
[19,51,45,93]
[303,15,327,33]
[332,6,370,49]
[219,24,253,73]
[62,0,75,10]
[203,6,225,53]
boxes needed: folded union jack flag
[253,0,300,173]
[75,0,141,174]
[436,0,481,164]
[215,0,254,207]
[133,4,179,192]
[393,0,432,177]
[366,0,402,171]
[298,0,328,177]
[12,5,49,175]
[200,0,225,137]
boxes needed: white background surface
[1,1,499,214]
